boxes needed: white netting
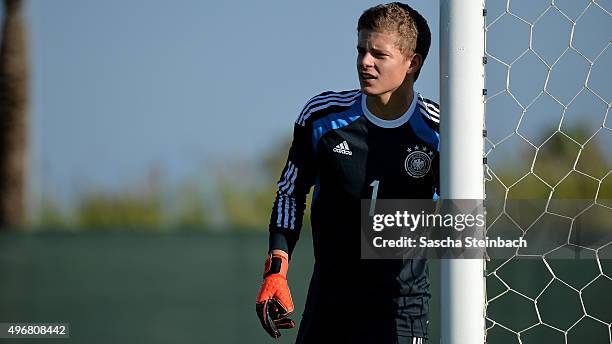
[484,0,611,343]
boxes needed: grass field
[0,230,608,343]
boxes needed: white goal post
[440,1,487,344]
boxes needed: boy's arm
[267,120,316,257]
[256,100,317,338]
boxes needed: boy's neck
[365,81,414,121]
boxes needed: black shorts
[295,312,427,344]
[295,264,429,344]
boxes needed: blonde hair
[357,2,431,80]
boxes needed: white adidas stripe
[418,106,439,119]
[298,93,361,125]
[306,90,359,104]
[290,197,297,229]
[276,194,285,227]
[283,195,291,228]
[419,94,439,106]
[285,165,298,195]
[420,109,440,123]
[298,94,361,125]
[418,94,440,111]
[281,166,298,228]
[297,91,360,124]
[422,97,440,108]
[277,162,295,190]
[418,101,440,116]
[423,102,440,114]
[299,93,359,119]
[276,162,297,227]
[303,90,359,110]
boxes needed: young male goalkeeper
[256,3,439,343]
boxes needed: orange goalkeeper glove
[255,251,295,338]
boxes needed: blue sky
[6,0,611,206]
[23,0,439,202]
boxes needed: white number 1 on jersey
[369,180,379,216]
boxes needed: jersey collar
[361,90,417,128]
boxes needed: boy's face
[357,29,419,97]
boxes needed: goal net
[484,1,611,343]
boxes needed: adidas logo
[333,140,352,155]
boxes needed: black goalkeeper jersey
[269,89,440,339]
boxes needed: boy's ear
[407,53,423,74]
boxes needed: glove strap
[263,251,289,278]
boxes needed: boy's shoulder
[296,89,362,127]
[416,93,439,132]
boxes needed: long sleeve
[268,120,316,257]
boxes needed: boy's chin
[360,86,380,96]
